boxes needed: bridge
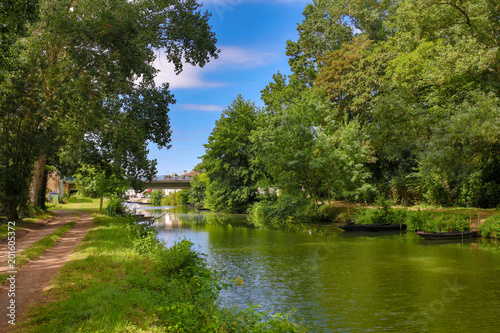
[135,175,193,190]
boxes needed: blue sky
[147,0,310,175]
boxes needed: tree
[150,190,163,207]
[0,0,38,80]
[375,0,500,206]
[188,173,209,208]
[74,165,128,212]
[253,91,325,204]
[202,96,261,213]
[286,0,396,85]
[0,0,219,220]
[254,89,376,204]
[315,36,388,124]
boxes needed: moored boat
[415,230,478,240]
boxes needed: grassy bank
[351,199,500,236]
[49,197,103,214]
[18,214,305,332]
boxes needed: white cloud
[179,104,225,112]
[153,45,279,89]
[217,46,278,68]
[153,59,227,89]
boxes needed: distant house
[183,170,202,178]
[46,171,76,198]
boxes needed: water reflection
[132,206,500,332]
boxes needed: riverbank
[14,212,305,332]
[247,198,500,237]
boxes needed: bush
[480,214,500,238]
[161,190,190,206]
[354,197,407,225]
[404,211,471,232]
[105,196,127,216]
[18,203,45,218]
[404,209,429,231]
[149,189,163,206]
[250,194,319,227]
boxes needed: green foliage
[250,194,312,225]
[202,96,262,213]
[354,197,407,225]
[75,165,128,212]
[149,189,163,207]
[254,89,376,205]
[1,0,219,220]
[176,189,190,206]
[188,173,209,208]
[285,0,394,85]
[479,215,500,238]
[404,210,472,232]
[404,210,428,231]
[75,166,128,199]
[105,196,127,217]
[161,193,175,206]
[161,190,190,206]
[250,193,339,229]
[17,204,46,219]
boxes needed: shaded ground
[0,211,93,332]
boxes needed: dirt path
[0,211,94,332]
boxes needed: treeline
[195,0,500,217]
[0,0,219,221]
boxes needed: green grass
[18,214,306,333]
[49,197,105,214]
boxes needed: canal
[137,206,500,332]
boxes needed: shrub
[354,197,407,225]
[105,196,127,216]
[480,214,500,238]
[404,211,471,232]
[149,189,163,206]
[404,210,429,231]
[250,194,326,228]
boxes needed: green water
[152,208,500,332]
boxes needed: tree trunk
[4,200,20,221]
[29,154,46,208]
[100,195,104,213]
[39,167,49,210]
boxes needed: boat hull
[415,230,478,240]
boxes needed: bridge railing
[139,175,194,182]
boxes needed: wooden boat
[415,230,478,240]
[337,223,407,232]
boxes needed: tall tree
[286,0,396,85]
[74,165,128,212]
[372,0,500,205]
[0,0,219,220]
[202,96,261,213]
